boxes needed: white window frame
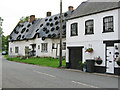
[15,47,19,53]
[41,43,48,52]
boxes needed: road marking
[33,70,56,78]
[72,81,99,88]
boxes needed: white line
[33,70,56,78]
[72,81,99,88]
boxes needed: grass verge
[4,55,66,68]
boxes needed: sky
[0,0,85,36]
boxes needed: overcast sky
[0,0,85,36]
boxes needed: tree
[0,17,3,37]
[0,17,3,51]
[2,35,9,52]
[19,16,30,23]
[19,16,40,23]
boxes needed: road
[1,54,119,88]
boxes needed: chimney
[46,12,51,17]
[68,6,74,11]
[30,15,35,22]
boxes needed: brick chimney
[30,15,35,22]
[68,6,74,11]
[46,12,51,17]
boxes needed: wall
[118,9,120,40]
[66,9,119,67]
[9,40,33,56]
[9,38,66,58]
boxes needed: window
[62,42,66,50]
[15,47,19,53]
[52,43,55,49]
[25,46,29,55]
[10,48,12,53]
[41,43,48,52]
[38,45,40,49]
[103,16,114,32]
[71,23,78,36]
[85,20,94,34]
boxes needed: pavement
[0,54,2,89]
[1,54,120,88]
[64,68,119,78]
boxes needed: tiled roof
[67,1,120,20]
[9,11,72,41]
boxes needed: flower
[94,56,102,61]
[94,56,103,65]
[85,48,93,53]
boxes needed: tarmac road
[1,54,119,89]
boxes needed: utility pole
[59,0,62,67]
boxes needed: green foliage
[19,16,30,23]
[0,17,3,37]
[85,48,93,53]
[19,16,40,23]
[2,35,9,51]
[0,17,3,51]
[78,61,86,68]
[5,57,66,68]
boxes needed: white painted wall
[9,38,66,58]
[67,9,118,43]
[66,9,119,67]
[118,9,120,40]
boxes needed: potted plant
[85,48,93,53]
[78,61,87,72]
[116,57,120,66]
[94,56,103,65]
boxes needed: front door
[69,47,82,69]
[106,47,114,74]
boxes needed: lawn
[5,55,66,68]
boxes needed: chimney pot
[68,6,74,11]
[30,15,35,22]
[46,12,51,17]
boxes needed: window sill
[41,51,48,53]
[102,31,114,33]
[70,35,78,37]
[85,33,94,35]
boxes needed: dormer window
[103,16,114,33]
[85,20,94,35]
[27,24,31,28]
[71,23,78,36]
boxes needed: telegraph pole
[59,0,62,67]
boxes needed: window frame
[25,46,29,55]
[62,42,66,50]
[38,45,40,49]
[41,43,48,52]
[15,47,19,53]
[103,16,114,33]
[52,43,56,49]
[71,23,78,36]
[10,48,12,53]
[85,19,94,35]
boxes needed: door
[69,47,82,69]
[106,47,114,74]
